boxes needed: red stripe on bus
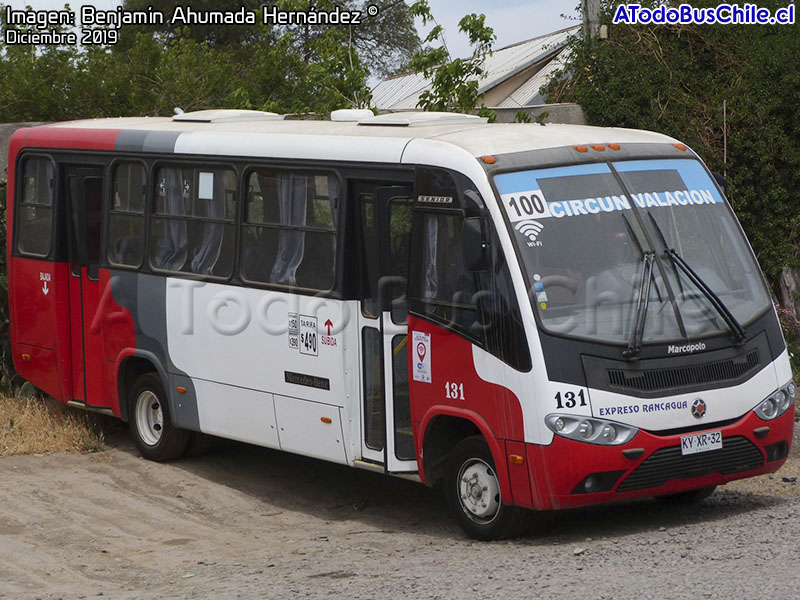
[25,126,121,151]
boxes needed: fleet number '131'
[555,390,587,409]
[445,382,465,400]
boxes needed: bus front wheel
[128,373,189,462]
[445,436,528,540]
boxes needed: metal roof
[371,25,579,111]
[495,48,572,108]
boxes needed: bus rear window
[16,157,54,257]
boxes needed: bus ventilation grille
[607,350,760,392]
[616,436,763,492]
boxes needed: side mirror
[462,217,489,272]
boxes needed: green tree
[545,0,800,284]
[120,0,418,78]
[0,1,386,120]
[408,0,495,117]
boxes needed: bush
[775,303,800,377]
[0,179,16,393]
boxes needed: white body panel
[165,278,361,464]
[174,131,411,164]
[274,395,347,464]
[193,379,279,448]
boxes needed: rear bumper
[513,407,794,511]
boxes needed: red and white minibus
[7,109,794,539]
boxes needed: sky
[2,1,577,60]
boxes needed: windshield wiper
[665,248,746,343]
[646,214,746,344]
[622,213,663,302]
[623,251,655,360]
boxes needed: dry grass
[0,395,109,457]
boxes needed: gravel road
[1,428,799,600]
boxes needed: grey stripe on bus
[114,130,180,154]
[109,271,201,431]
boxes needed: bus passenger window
[108,162,145,267]
[150,166,236,277]
[241,169,338,291]
[17,157,54,257]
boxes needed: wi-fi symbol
[515,219,544,242]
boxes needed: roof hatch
[330,109,375,122]
[172,109,285,123]
[358,111,488,127]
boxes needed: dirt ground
[1,429,799,600]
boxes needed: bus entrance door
[64,165,108,408]
[356,183,418,473]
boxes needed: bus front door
[356,183,418,473]
[64,165,108,408]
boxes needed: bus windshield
[494,158,771,345]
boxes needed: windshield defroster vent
[608,349,761,393]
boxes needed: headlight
[545,414,638,446]
[754,381,796,420]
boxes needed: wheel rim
[135,390,163,446]
[457,458,501,524]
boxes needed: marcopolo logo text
[667,342,707,355]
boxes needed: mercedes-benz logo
[691,398,707,419]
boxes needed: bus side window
[411,170,532,372]
[240,169,338,291]
[418,211,484,336]
[150,165,236,278]
[415,213,530,371]
[17,157,54,257]
[108,162,145,267]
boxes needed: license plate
[681,430,723,455]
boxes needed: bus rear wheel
[445,436,528,540]
[128,373,189,462]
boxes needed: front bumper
[513,407,794,511]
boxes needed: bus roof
[19,111,680,164]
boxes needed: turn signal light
[21,353,31,362]
[508,454,524,465]
[321,417,332,424]
[176,386,187,394]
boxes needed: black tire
[183,431,215,458]
[445,436,529,540]
[128,373,189,462]
[658,485,717,504]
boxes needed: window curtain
[153,168,187,270]
[270,173,308,285]
[423,215,439,299]
[190,171,227,274]
[327,175,339,229]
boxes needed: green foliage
[775,303,800,376]
[0,0,417,119]
[545,0,800,283]
[408,0,496,116]
[0,180,16,394]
